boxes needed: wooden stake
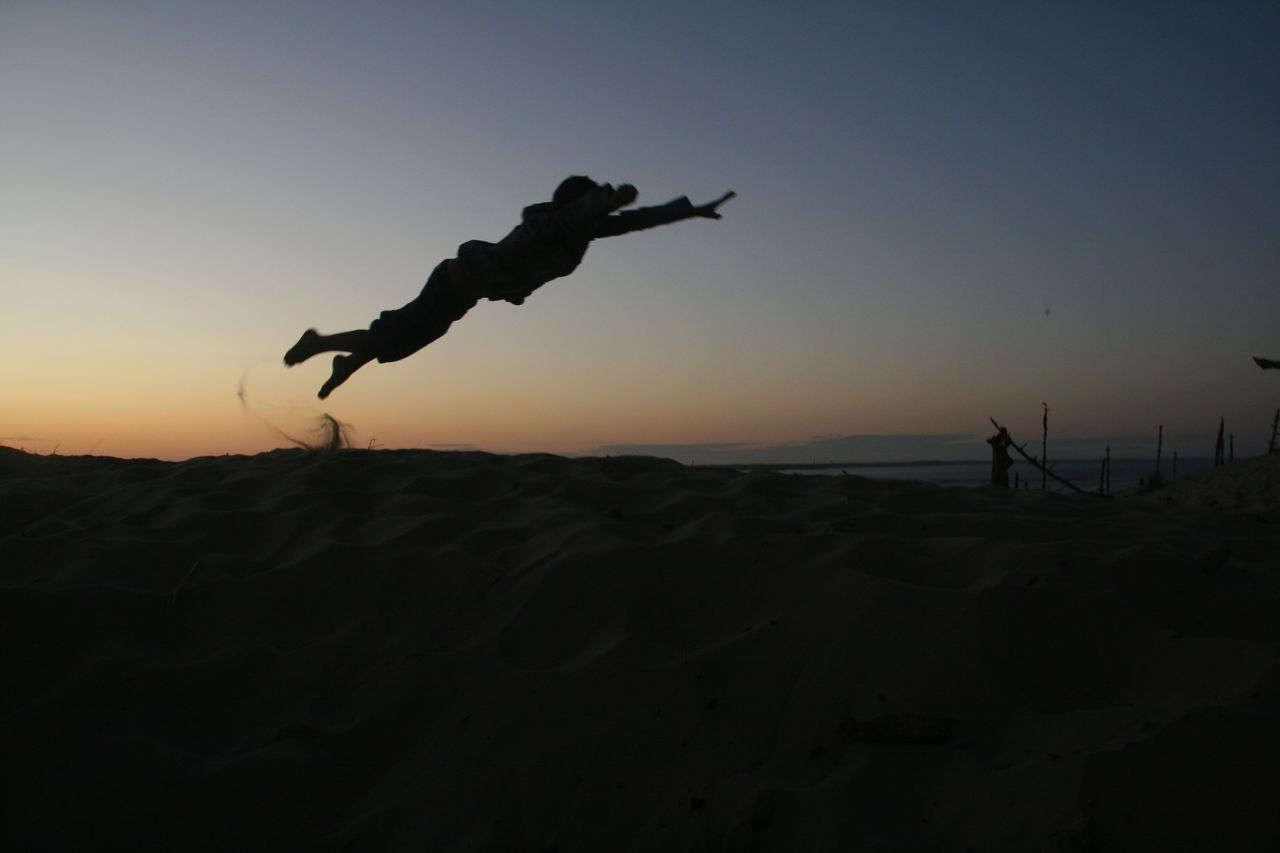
[1041,402,1049,492]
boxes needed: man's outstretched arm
[594,190,735,238]
[691,191,736,219]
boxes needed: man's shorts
[368,262,478,363]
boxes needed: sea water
[770,457,1217,493]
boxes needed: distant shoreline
[704,459,984,471]
[703,457,1215,472]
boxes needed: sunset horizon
[4,1,1276,466]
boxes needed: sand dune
[2,446,1277,851]
[1124,451,1280,513]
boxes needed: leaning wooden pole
[989,418,1100,497]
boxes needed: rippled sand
[3,447,1277,850]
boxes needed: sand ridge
[1124,451,1280,515]
[2,446,1277,850]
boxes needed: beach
[2,446,1277,851]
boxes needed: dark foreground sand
[2,447,1277,851]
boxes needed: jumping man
[284,177,735,398]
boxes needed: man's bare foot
[319,354,361,399]
[285,329,321,366]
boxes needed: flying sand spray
[237,365,351,451]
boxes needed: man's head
[553,175,600,207]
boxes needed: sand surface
[2,447,1278,851]
[1124,451,1280,513]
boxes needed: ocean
[746,457,1218,494]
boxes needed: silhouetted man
[285,177,735,398]
[987,427,1013,487]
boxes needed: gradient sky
[3,0,1278,463]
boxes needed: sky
[2,0,1277,463]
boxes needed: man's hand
[609,183,638,210]
[693,191,736,219]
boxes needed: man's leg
[285,329,373,366]
[1254,356,1279,370]
[284,328,377,398]
[319,351,374,399]
[287,262,472,399]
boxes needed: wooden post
[1041,402,1049,491]
[1271,409,1279,454]
[1155,425,1163,477]
[1214,417,1225,466]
